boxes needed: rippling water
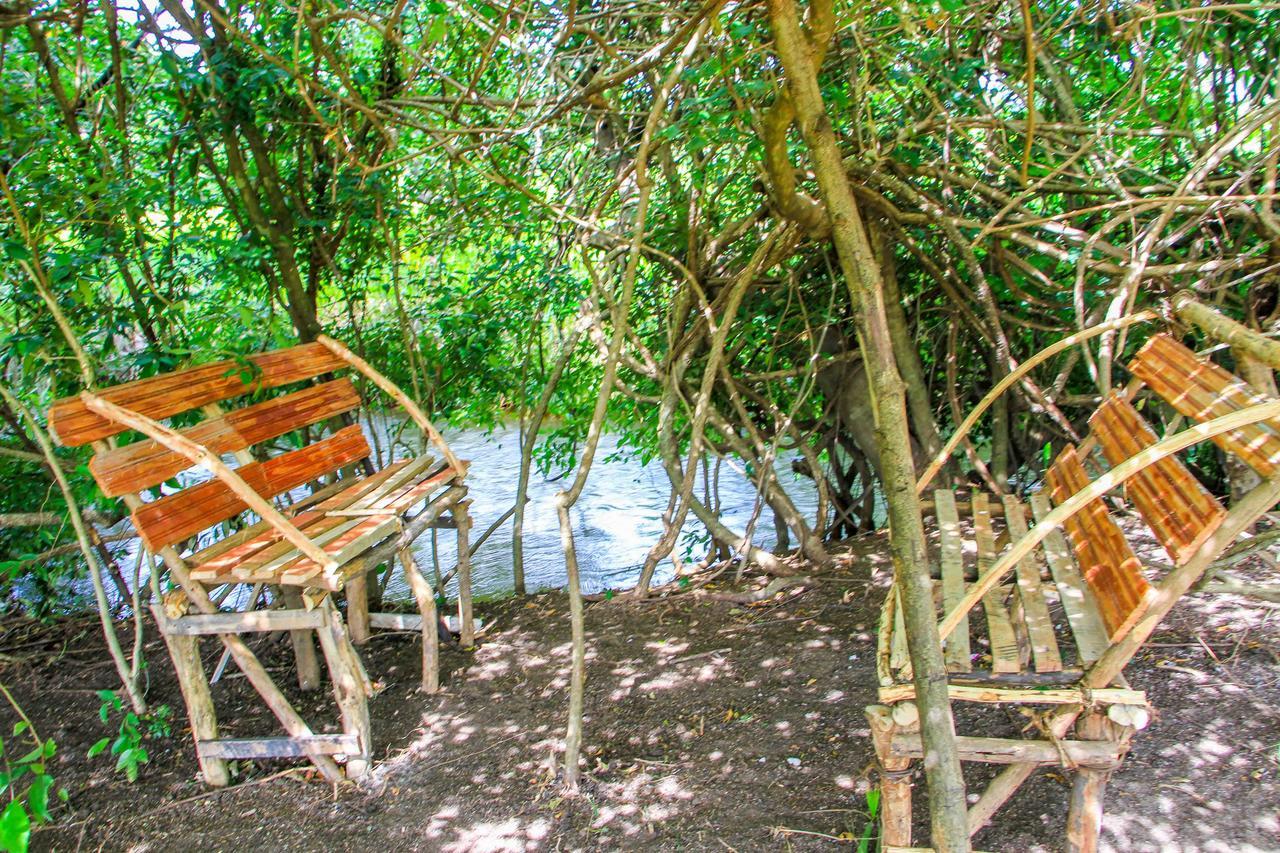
[394,423,818,600]
[89,418,818,607]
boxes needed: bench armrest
[315,335,464,477]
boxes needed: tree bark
[766,1,970,848]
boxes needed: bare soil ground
[6,533,1279,852]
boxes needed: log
[867,705,914,849]
[155,613,228,787]
[399,549,440,692]
[198,734,359,759]
[877,683,1144,707]
[888,734,1123,768]
[282,588,322,691]
[345,570,370,644]
[1172,290,1280,372]
[164,609,326,635]
[455,501,475,646]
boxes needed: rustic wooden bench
[50,336,471,785]
[872,332,1280,851]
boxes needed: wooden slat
[973,492,1021,674]
[887,733,1123,768]
[188,459,415,571]
[131,424,370,551]
[1089,392,1228,564]
[191,462,460,588]
[49,343,347,446]
[878,681,1144,706]
[890,589,911,680]
[1129,333,1280,476]
[935,490,972,672]
[90,379,361,496]
[197,734,359,759]
[1029,493,1109,666]
[164,609,326,635]
[1045,445,1155,643]
[1001,496,1063,673]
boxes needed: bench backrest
[50,344,370,552]
[1044,445,1154,643]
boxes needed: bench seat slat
[1029,493,1110,666]
[90,379,361,496]
[132,424,370,551]
[1001,496,1063,673]
[936,490,972,672]
[50,342,347,446]
[973,493,1022,674]
[191,463,460,588]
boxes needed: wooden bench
[872,332,1280,851]
[50,336,471,786]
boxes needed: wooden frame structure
[872,330,1280,851]
[50,336,471,785]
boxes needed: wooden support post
[156,617,229,786]
[1066,712,1112,853]
[399,549,440,693]
[313,599,372,780]
[455,500,474,647]
[281,587,322,690]
[345,569,370,645]
[867,704,915,848]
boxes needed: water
[95,420,819,606]
[389,423,819,600]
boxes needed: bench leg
[455,500,474,646]
[314,599,372,780]
[399,549,440,693]
[1067,711,1118,852]
[282,587,322,690]
[867,704,915,848]
[1066,767,1108,852]
[345,570,371,645]
[160,630,230,786]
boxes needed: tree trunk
[766,1,970,848]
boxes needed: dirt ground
[5,532,1279,852]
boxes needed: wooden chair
[871,333,1280,851]
[49,336,472,786]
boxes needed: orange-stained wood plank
[90,380,361,496]
[192,463,462,588]
[49,343,347,446]
[1129,333,1280,476]
[131,425,370,551]
[1089,393,1228,565]
[1045,445,1155,643]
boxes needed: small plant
[0,683,66,853]
[856,787,881,853]
[88,692,171,783]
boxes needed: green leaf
[27,776,50,824]
[2,242,30,262]
[0,800,30,853]
[86,738,109,759]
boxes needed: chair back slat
[89,379,361,497]
[1128,333,1280,476]
[1045,445,1154,643]
[131,424,370,551]
[1089,393,1228,565]
[49,343,346,446]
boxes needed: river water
[92,421,819,606]
[389,424,818,600]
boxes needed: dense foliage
[1,0,1277,612]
